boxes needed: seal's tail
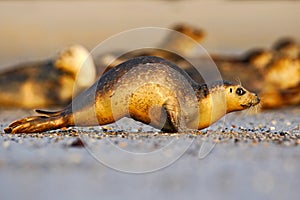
[4,110,71,134]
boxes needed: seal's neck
[196,89,227,130]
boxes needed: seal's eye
[230,88,233,93]
[236,88,246,96]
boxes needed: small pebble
[271,120,277,125]
[69,138,85,148]
[2,141,10,149]
[119,141,127,148]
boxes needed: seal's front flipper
[161,98,185,133]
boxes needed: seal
[252,37,300,109]
[4,56,260,134]
[159,23,205,55]
[0,45,96,108]
[260,56,300,108]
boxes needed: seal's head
[161,23,205,56]
[172,23,205,43]
[243,48,273,70]
[224,83,260,112]
[264,57,300,90]
[54,44,96,88]
[272,37,300,59]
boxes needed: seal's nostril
[254,94,260,101]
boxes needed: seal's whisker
[234,77,242,86]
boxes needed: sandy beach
[0,107,299,200]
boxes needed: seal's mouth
[240,103,252,109]
[241,97,260,108]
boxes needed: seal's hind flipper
[3,116,41,133]
[6,116,46,129]
[4,114,70,134]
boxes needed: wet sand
[0,107,299,200]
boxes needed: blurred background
[1,0,299,69]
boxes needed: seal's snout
[239,91,261,109]
[248,93,260,107]
[254,93,261,105]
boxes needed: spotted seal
[159,23,205,55]
[0,45,96,108]
[5,56,260,133]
